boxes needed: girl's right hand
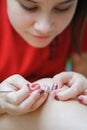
[0,74,48,116]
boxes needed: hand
[0,74,48,115]
[53,72,87,105]
[71,53,87,77]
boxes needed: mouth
[32,34,50,40]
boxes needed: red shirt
[0,0,87,82]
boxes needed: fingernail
[77,97,83,103]
[52,84,58,91]
[30,83,40,90]
[38,89,44,95]
[31,83,40,88]
[27,83,31,90]
[45,86,51,93]
[54,95,59,100]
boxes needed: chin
[30,43,50,48]
[27,40,51,48]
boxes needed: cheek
[54,18,70,35]
[8,12,34,31]
[55,11,75,34]
[7,1,35,31]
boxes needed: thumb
[53,72,74,88]
[55,87,77,101]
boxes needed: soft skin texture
[0,78,87,130]
[0,0,87,128]
[72,53,87,77]
[0,75,48,115]
[7,0,78,48]
[53,72,87,104]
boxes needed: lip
[32,34,50,40]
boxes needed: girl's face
[7,0,78,48]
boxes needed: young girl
[1,0,87,82]
[0,0,87,116]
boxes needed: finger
[19,89,45,112]
[55,89,76,101]
[84,89,87,95]
[29,83,41,91]
[0,81,17,92]
[1,101,21,115]
[57,85,68,93]
[53,72,74,88]
[55,83,83,100]
[30,93,48,111]
[4,74,31,89]
[4,93,48,115]
[50,85,68,99]
[2,89,46,115]
[77,95,87,105]
[6,86,30,105]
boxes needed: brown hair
[71,0,87,54]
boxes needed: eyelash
[20,4,38,11]
[54,6,71,12]
[20,4,71,13]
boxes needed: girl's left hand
[52,72,87,105]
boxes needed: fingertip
[38,89,44,95]
[77,96,87,105]
[55,91,69,101]
[54,95,59,100]
[30,83,41,90]
[51,83,58,91]
[77,96,83,104]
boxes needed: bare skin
[0,78,87,130]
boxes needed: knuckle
[19,104,30,112]
[6,93,21,105]
[72,86,82,96]
[6,74,22,82]
[13,99,20,105]
[11,74,22,80]
[70,88,78,96]
[10,96,20,105]
[84,100,87,104]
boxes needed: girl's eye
[54,6,71,13]
[20,3,38,12]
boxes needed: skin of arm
[71,53,87,77]
[0,78,87,130]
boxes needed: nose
[34,15,53,34]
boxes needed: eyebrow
[59,0,74,4]
[25,0,74,4]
